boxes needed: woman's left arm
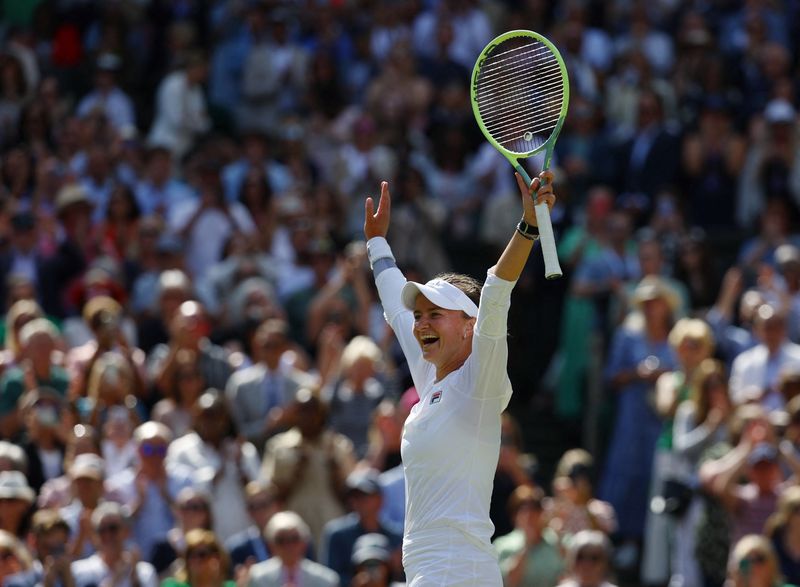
[489,171,556,281]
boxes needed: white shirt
[729,341,800,409]
[373,243,514,556]
[70,553,157,587]
[77,87,136,131]
[147,71,210,159]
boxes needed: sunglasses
[98,523,121,535]
[180,501,208,513]
[188,547,217,561]
[744,553,768,566]
[274,533,302,546]
[140,443,167,458]
[576,551,605,564]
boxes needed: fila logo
[430,390,442,404]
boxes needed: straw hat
[631,276,680,314]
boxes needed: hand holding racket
[471,30,569,279]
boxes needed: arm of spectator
[699,438,750,511]
[654,371,679,419]
[305,265,350,345]
[673,401,725,462]
[779,440,800,484]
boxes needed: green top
[494,527,565,587]
[0,365,69,415]
[656,371,690,451]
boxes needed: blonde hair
[689,359,729,424]
[765,485,800,538]
[340,336,383,373]
[727,534,781,585]
[3,300,42,356]
[668,318,715,354]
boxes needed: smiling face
[412,295,474,379]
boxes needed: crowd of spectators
[0,0,800,586]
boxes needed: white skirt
[403,527,502,586]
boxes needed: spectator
[349,532,400,587]
[729,303,800,410]
[0,529,35,587]
[17,387,67,493]
[765,485,800,585]
[556,530,618,587]
[323,336,388,459]
[28,509,75,587]
[320,468,402,587]
[60,453,108,559]
[0,471,34,539]
[0,211,46,307]
[70,501,158,587]
[167,390,261,543]
[162,529,236,587]
[494,485,564,587]
[147,51,211,161]
[225,481,282,570]
[226,318,317,449]
[76,53,135,133]
[726,534,791,587]
[150,487,213,578]
[548,449,617,538]
[151,349,206,438]
[0,318,67,440]
[38,424,101,510]
[245,511,338,587]
[106,421,193,560]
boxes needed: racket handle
[534,202,563,279]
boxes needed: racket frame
[470,29,569,279]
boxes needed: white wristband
[367,236,394,269]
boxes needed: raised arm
[490,171,556,282]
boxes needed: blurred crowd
[0,0,800,586]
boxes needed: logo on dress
[430,390,442,404]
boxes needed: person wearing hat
[39,183,94,319]
[76,52,135,132]
[556,530,617,587]
[597,274,679,575]
[701,406,800,550]
[729,303,800,410]
[0,470,35,538]
[363,170,556,585]
[60,453,107,559]
[350,533,404,587]
[320,468,402,587]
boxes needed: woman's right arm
[364,183,426,385]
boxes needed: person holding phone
[363,172,556,585]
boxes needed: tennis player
[364,171,556,585]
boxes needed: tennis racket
[471,30,569,279]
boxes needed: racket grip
[534,202,563,279]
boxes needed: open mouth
[420,334,439,350]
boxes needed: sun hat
[631,276,680,314]
[0,471,35,503]
[401,278,478,317]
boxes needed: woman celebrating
[363,171,556,585]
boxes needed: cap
[55,184,93,217]
[401,278,478,317]
[631,276,680,313]
[351,533,391,567]
[764,99,796,125]
[776,244,800,268]
[0,471,35,503]
[346,469,382,495]
[69,453,105,480]
[748,442,778,466]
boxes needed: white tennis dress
[369,237,514,586]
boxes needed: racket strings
[474,38,565,153]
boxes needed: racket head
[470,30,570,162]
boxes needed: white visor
[401,278,478,317]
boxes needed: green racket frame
[470,29,570,279]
